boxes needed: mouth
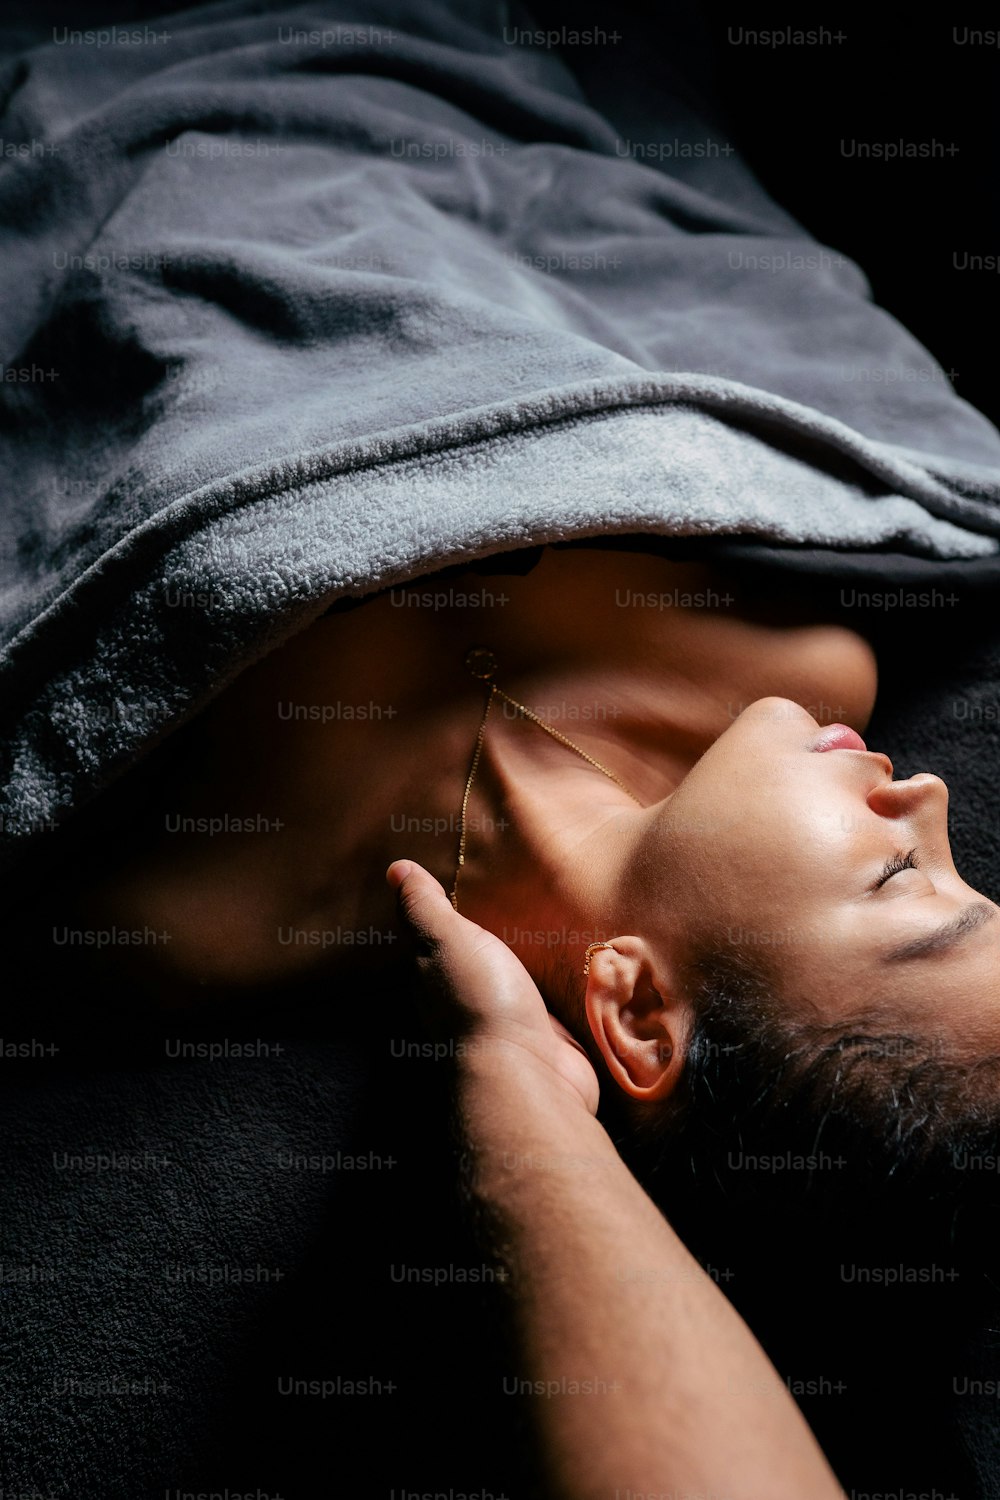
[812,723,868,753]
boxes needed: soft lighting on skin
[600,698,1000,1073]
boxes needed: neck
[332,652,720,982]
[449,687,669,989]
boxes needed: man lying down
[3,0,1000,1493]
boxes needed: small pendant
[464,646,498,682]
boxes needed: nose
[866,752,894,778]
[866,771,948,819]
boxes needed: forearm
[457,1056,845,1500]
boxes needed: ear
[583,936,689,1102]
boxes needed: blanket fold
[2,0,1000,867]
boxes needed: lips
[812,723,868,753]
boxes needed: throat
[440,672,663,968]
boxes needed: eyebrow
[883,901,998,962]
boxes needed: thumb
[386,858,499,1036]
[387,859,552,1047]
[386,859,463,955]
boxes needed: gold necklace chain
[449,646,644,910]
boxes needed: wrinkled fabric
[2,0,1000,865]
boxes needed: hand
[386,859,600,1117]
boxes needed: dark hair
[539,944,1000,1258]
[596,951,1000,1493]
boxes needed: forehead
[769,909,1000,1045]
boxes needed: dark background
[539,0,1000,431]
[705,7,999,433]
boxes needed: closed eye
[872,848,920,891]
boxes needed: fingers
[387,858,487,1035]
[547,1013,592,1059]
[385,858,416,893]
[386,858,466,957]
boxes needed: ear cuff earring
[582,940,616,977]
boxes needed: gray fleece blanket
[3,4,1000,1498]
[3,0,1000,868]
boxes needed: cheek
[690,821,842,957]
[665,745,854,916]
[681,832,790,932]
